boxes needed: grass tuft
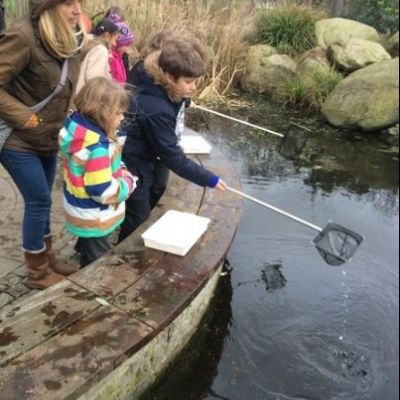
[280,69,343,111]
[252,5,326,55]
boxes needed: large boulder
[322,58,399,132]
[388,31,399,57]
[247,44,278,60]
[297,47,332,84]
[242,51,297,93]
[329,38,392,72]
[316,18,381,49]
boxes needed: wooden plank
[0,281,101,367]
[113,204,241,330]
[69,172,205,298]
[0,132,243,400]
[0,305,153,400]
[68,253,159,299]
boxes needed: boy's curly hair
[143,30,210,101]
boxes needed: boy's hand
[216,179,227,192]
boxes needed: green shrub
[341,0,399,35]
[280,69,343,111]
[311,69,343,106]
[252,6,325,55]
[281,77,309,109]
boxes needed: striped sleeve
[117,176,135,203]
[84,146,121,205]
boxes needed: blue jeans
[0,149,57,252]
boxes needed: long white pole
[227,186,323,233]
[192,103,285,138]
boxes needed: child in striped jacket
[59,77,137,268]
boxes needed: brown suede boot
[44,236,78,276]
[25,250,64,290]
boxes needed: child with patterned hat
[105,6,125,24]
[110,22,135,84]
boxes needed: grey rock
[329,38,391,72]
[242,52,297,93]
[316,18,381,49]
[322,58,399,132]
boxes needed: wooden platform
[0,129,242,400]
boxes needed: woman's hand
[22,114,40,130]
[216,179,228,192]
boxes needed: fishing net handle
[191,103,285,138]
[227,186,323,232]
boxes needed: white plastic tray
[180,135,212,155]
[142,210,211,256]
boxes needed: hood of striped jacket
[59,112,109,158]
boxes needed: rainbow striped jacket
[59,112,136,238]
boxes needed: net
[279,122,311,159]
[312,223,364,266]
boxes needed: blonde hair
[74,78,130,140]
[38,7,85,59]
[143,32,209,102]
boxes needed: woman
[0,0,84,289]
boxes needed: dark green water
[141,95,399,400]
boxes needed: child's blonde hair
[74,78,130,140]
[37,6,85,59]
[143,30,209,102]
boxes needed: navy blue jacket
[122,62,219,188]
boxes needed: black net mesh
[312,223,364,266]
[279,122,311,159]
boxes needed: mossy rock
[297,47,332,84]
[388,31,399,57]
[242,53,297,94]
[322,58,399,132]
[329,38,392,72]
[316,18,381,49]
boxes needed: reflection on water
[139,263,234,400]
[140,95,399,400]
[261,263,288,291]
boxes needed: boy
[119,31,226,242]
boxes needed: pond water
[140,95,399,400]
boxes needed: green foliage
[252,6,324,55]
[281,77,309,109]
[280,69,343,111]
[341,0,399,35]
[4,0,29,20]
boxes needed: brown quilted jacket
[0,17,80,154]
